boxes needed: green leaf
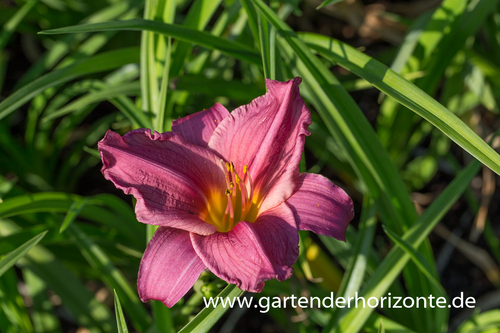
[364,314,416,333]
[66,224,151,332]
[111,94,152,129]
[168,0,223,81]
[178,284,244,333]
[39,19,261,66]
[173,75,265,100]
[42,81,142,122]
[0,0,37,52]
[378,319,385,333]
[151,301,174,333]
[0,231,47,278]
[258,11,276,80]
[455,309,500,333]
[0,192,145,250]
[249,0,418,235]
[16,1,140,89]
[0,47,140,122]
[300,33,500,176]
[23,269,62,333]
[417,0,500,95]
[338,196,377,298]
[330,159,481,333]
[114,290,129,333]
[141,0,159,120]
[0,269,34,332]
[382,225,447,297]
[316,0,345,10]
[382,224,450,333]
[59,198,91,233]
[239,0,259,41]
[156,27,173,133]
[24,247,115,332]
[83,146,100,158]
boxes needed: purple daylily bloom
[98,78,354,307]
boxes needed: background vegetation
[1,0,500,332]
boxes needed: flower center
[204,160,259,232]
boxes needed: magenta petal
[172,103,229,148]
[98,129,227,235]
[286,173,354,241]
[191,203,298,292]
[138,227,205,307]
[208,78,311,212]
[251,203,299,280]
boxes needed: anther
[243,165,248,173]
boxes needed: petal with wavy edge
[138,227,205,307]
[286,173,353,241]
[98,129,227,235]
[208,78,311,212]
[191,203,298,292]
[172,103,229,148]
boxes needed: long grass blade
[178,284,244,333]
[329,159,481,333]
[42,81,141,122]
[300,33,500,176]
[0,47,140,121]
[39,19,261,66]
[66,223,151,332]
[0,0,37,52]
[258,12,276,80]
[114,290,129,333]
[249,0,417,233]
[0,231,47,277]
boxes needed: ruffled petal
[138,227,205,307]
[191,203,298,292]
[286,173,354,241]
[98,129,227,235]
[172,103,229,148]
[207,78,311,212]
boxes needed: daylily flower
[98,78,354,307]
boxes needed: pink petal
[207,78,311,212]
[191,203,298,292]
[98,129,227,235]
[172,103,229,148]
[286,173,354,241]
[138,227,205,307]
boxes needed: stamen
[214,161,257,231]
[220,160,231,189]
[246,168,254,203]
[238,176,249,219]
[227,163,237,198]
[227,191,234,229]
[239,165,254,221]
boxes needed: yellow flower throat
[204,161,259,232]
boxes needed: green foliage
[1,0,500,332]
